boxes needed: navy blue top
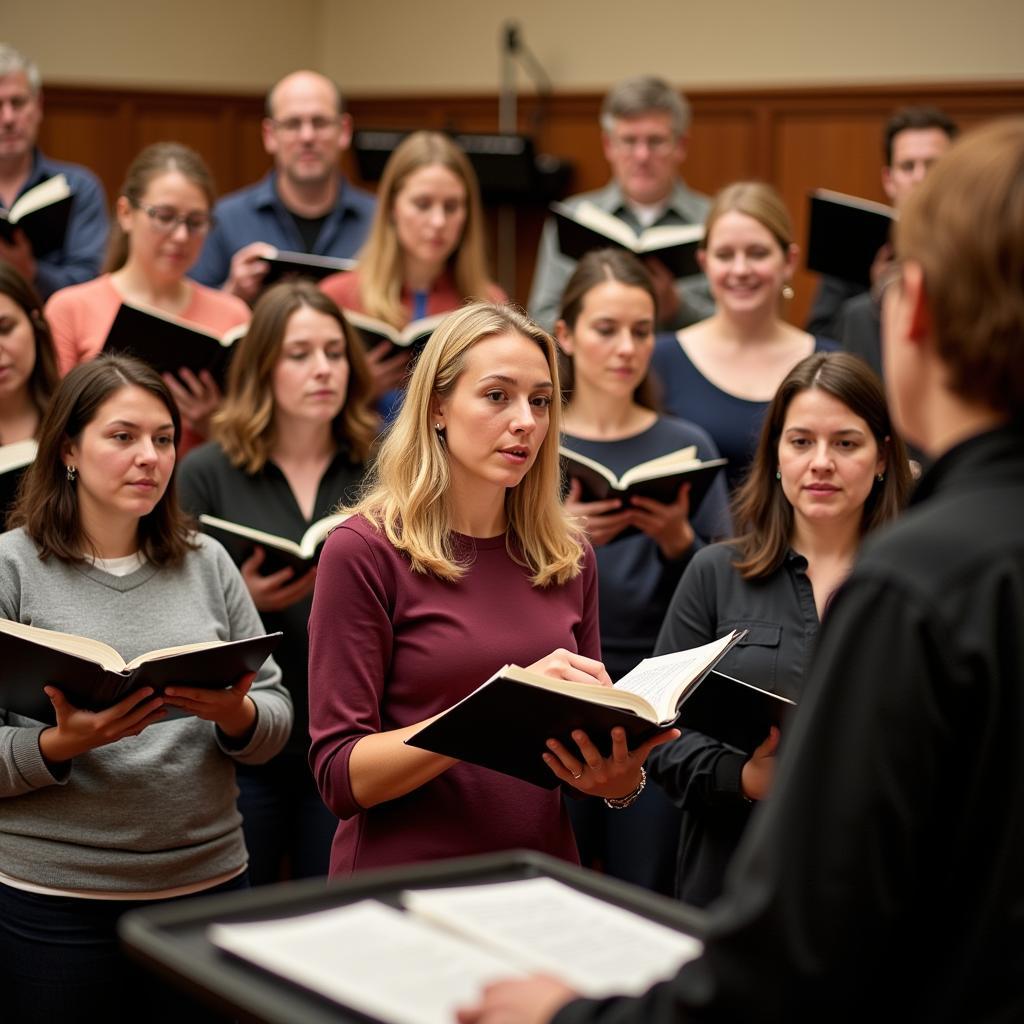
[651,333,839,493]
[561,415,731,680]
[191,172,376,289]
[6,150,109,299]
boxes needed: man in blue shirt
[191,70,375,304]
[0,44,108,299]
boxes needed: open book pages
[198,512,350,561]
[560,444,700,491]
[495,629,742,724]
[208,877,702,1024]
[812,188,896,219]
[5,173,70,223]
[342,308,449,348]
[0,617,250,674]
[563,201,704,253]
[0,438,38,475]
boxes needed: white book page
[404,877,702,997]
[635,222,704,251]
[209,899,525,1024]
[570,201,639,248]
[614,632,740,722]
[9,173,70,221]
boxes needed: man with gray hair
[0,43,108,298]
[528,75,712,331]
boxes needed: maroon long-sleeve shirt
[308,516,600,876]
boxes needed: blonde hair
[352,302,584,586]
[701,181,794,252]
[357,131,496,328]
[213,282,378,472]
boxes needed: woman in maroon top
[308,302,677,876]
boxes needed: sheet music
[404,876,702,996]
[210,899,525,1024]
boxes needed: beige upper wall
[6,0,1023,93]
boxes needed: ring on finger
[571,767,584,780]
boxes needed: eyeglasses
[270,116,342,136]
[610,133,676,154]
[132,202,213,236]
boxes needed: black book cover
[102,303,241,388]
[0,628,282,724]
[805,190,894,288]
[0,191,73,256]
[562,453,727,511]
[676,670,794,754]
[260,251,357,286]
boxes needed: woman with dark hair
[0,263,59,445]
[648,350,911,906]
[0,354,291,1022]
[178,280,377,883]
[320,130,506,405]
[308,301,674,877]
[555,249,730,893]
[44,143,251,452]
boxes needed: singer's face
[602,112,686,207]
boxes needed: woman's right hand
[740,725,781,801]
[240,546,318,611]
[525,649,613,687]
[364,341,412,398]
[39,686,166,764]
[564,479,634,547]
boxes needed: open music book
[209,875,703,1024]
[343,309,448,355]
[407,631,744,787]
[259,249,357,285]
[0,438,37,529]
[0,618,281,723]
[197,512,350,576]
[552,200,704,277]
[0,174,73,255]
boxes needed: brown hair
[701,181,794,253]
[0,263,59,428]
[884,106,958,166]
[896,117,1024,416]
[10,355,196,565]
[213,281,379,472]
[556,248,660,410]
[357,131,496,327]
[731,352,912,580]
[103,142,217,273]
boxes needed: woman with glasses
[45,143,250,453]
[320,131,505,411]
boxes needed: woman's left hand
[163,671,257,739]
[543,724,680,799]
[627,482,695,559]
[162,368,222,437]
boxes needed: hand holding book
[239,547,318,612]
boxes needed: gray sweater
[0,528,292,892]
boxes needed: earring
[781,284,795,301]
[434,423,445,442]
[876,472,885,483]
[66,464,77,483]
[775,470,782,480]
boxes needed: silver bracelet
[603,766,646,810]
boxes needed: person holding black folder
[320,130,505,411]
[45,143,250,454]
[555,249,729,894]
[178,281,377,884]
[0,354,291,1023]
[649,351,910,907]
[460,117,1024,1024]
[651,182,838,492]
[308,302,675,877]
